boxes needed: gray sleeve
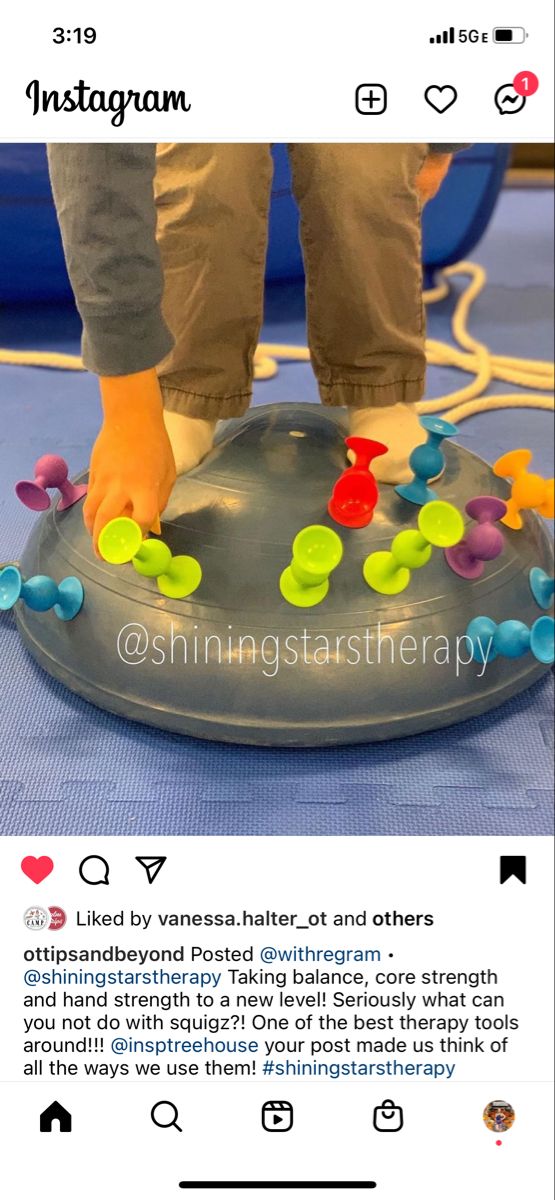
[428,144,472,153]
[47,143,174,376]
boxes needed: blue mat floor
[0,187,553,836]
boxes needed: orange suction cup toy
[493,449,554,531]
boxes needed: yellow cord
[0,348,85,370]
[1,261,553,424]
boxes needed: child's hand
[84,368,176,554]
[415,152,452,205]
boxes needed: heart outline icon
[21,856,54,884]
[424,85,458,114]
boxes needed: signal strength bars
[430,27,455,43]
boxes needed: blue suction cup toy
[0,566,24,610]
[52,578,85,621]
[529,567,554,610]
[530,616,555,664]
[466,615,555,666]
[395,416,458,506]
[0,566,83,621]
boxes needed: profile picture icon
[23,906,50,931]
[483,1100,516,1133]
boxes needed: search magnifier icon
[151,1101,182,1132]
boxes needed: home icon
[40,1101,72,1133]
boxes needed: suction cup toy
[131,533,202,598]
[11,404,555,745]
[493,449,555,531]
[363,500,464,595]
[327,437,387,528]
[0,565,83,621]
[155,555,203,600]
[132,539,173,577]
[444,495,507,579]
[466,614,555,666]
[98,517,202,600]
[98,517,143,565]
[280,524,343,607]
[529,567,555,610]
[15,454,87,513]
[395,416,458,506]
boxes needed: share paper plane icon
[135,856,167,884]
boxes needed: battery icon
[493,27,527,43]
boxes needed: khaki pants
[154,144,428,419]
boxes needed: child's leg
[288,143,429,483]
[154,143,274,473]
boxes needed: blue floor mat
[0,188,553,836]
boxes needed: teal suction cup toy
[466,614,555,665]
[529,567,554,610]
[0,566,83,621]
[395,416,458,506]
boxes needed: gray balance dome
[17,403,554,746]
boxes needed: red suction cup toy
[327,437,388,529]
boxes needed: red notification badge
[513,71,539,96]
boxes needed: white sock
[163,411,216,476]
[348,403,424,484]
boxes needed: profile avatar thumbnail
[483,1100,516,1134]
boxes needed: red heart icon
[21,856,54,884]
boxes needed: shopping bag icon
[372,1099,404,1132]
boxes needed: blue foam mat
[0,188,553,836]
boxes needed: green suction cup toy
[280,524,343,607]
[157,556,203,599]
[363,500,464,595]
[98,517,202,599]
[418,500,465,549]
[132,533,202,598]
[98,517,143,565]
[132,539,173,577]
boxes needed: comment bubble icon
[78,855,110,886]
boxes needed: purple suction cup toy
[15,454,87,513]
[444,495,507,580]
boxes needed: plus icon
[356,83,388,115]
